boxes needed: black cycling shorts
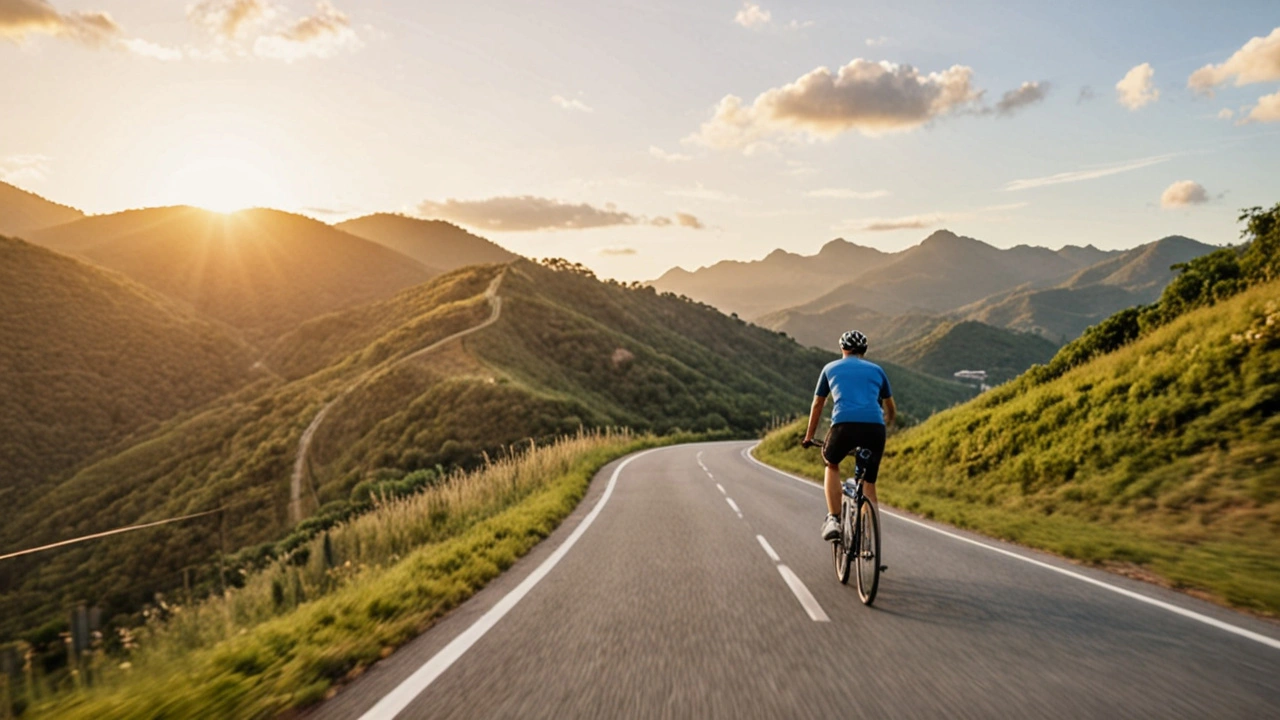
[822,422,886,483]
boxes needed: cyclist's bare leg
[864,481,878,507]
[824,463,841,515]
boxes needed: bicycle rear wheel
[833,499,852,584]
[855,500,881,605]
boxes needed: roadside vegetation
[17,430,686,719]
[757,205,1280,615]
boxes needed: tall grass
[30,429,675,719]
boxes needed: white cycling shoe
[821,514,840,542]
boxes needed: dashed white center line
[756,535,780,562]
[725,497,742,517]
[716,483,726,495]
[778,565,830,622]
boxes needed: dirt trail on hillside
[289,271,505,523]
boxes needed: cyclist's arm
[804,394,826,443]
[882,396,897,428]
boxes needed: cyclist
[802,330,896,542]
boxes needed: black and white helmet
[839,330,868,353]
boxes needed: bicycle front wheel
[855,500,881,605]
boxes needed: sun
[151,134,291,214]
[169,155,280,214]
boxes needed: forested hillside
[876,320,1059,384]
[0,236,256,508]
[28,207,435,344]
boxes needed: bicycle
[803,438,884,605]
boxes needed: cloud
[666,183,741,202]
[734,2,770,29]
[254,1,360,61]
[1004,154,1172,191]
[417,195,702,232]
[840,203,1028,233]
[0,0,184,58]
[1218,108,1235,120]
[188,0,273,40]
[1243,90,1280,123]
[551,94,593,113]
[674,212,704,229]
[861,216,937,231]
[1116,63,1159,110]
[119,37,183,60]
[865,36,892,47]
[992,81,1049,115]
[0,153,51,184]
[807,188,891,199]
[649,146,691,162]
[0,0,121,46]
[688,59,981,151]
[1077,86,1095,103]
[1188,27,1280,93]
[649,212,705,229]
[598,247,638,256]
[1160,180,1209,208]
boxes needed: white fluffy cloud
[734,2,770,29]
[1188,27,1280,92]
[688,59,981,151]
[417,195,703,232]
[1160,180,1209,208]
[1218,108,1235,120]
[1116,63,1159,110]
[0,0,185,58]
[254,1,360,61]
[189,0,274,40]
[1244,90,1280,123]
[0,0,119,45]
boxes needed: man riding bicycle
[803,330,896,542]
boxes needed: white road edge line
[757,535,781,563]
[357,447,666,720]
[725,497,742,517]
[777,564,830,622]
[742,444,1280,651]
[716,483,726,495]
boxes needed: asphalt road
[310,441,1280,720]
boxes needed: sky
[2,0,1279,281]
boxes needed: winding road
[309,441,1280,719]
[289,272,505,523]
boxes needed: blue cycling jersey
[815,357,893,425]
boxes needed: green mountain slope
[28,207,436,344]
[0,181,84,237]
[759,205,1280,613]
[0,236,256,507]
[336,213,517,271]
[875,320,1059,384]
[0,257,977,640]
